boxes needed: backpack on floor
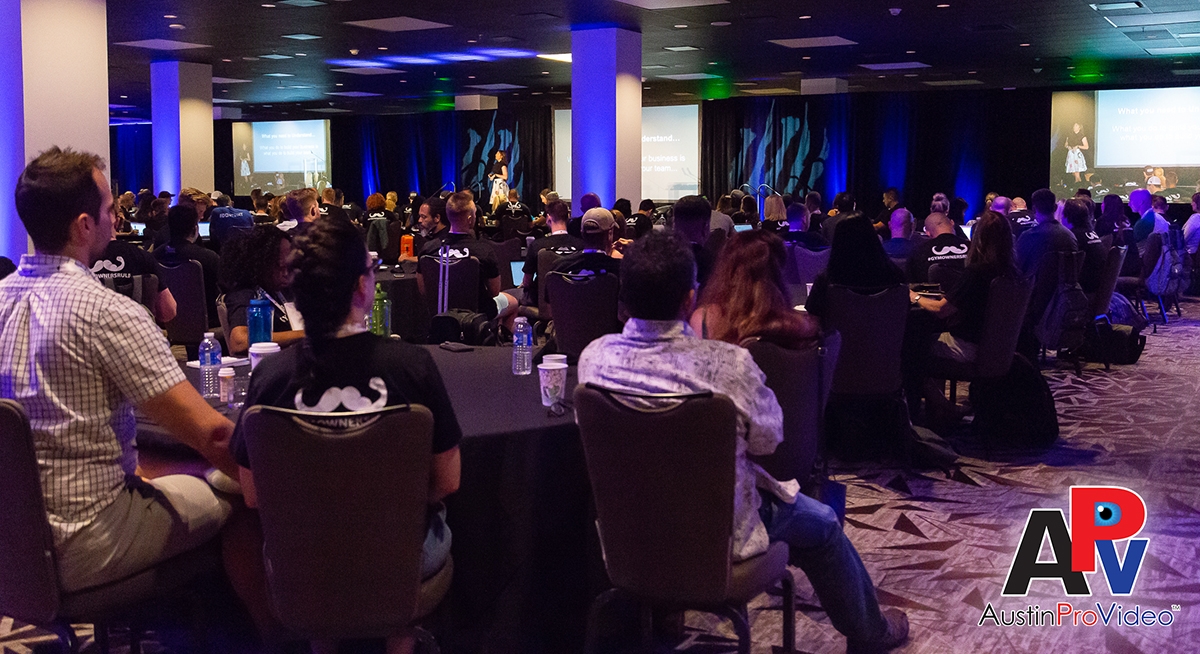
[1034,255,1090,352]
[430,309,494,346]
[1083,323,1146,366]
[969,353,1059,448]
[1147,228,1189,297]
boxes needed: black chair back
[544,272,621,361]
[1090,246,1127,320]
[0,400,61,625]
[536,248,563,320]
[155,260,207,345]
[494,238,523,289]
[1029,250,1085,330]
[574,384,738,604]
[790,247,831,285]
[974,276,1034,378]
[744,331,841,485]
[417,254,481,314]
[824,284,909,395]
[500,214,532,241]
[99,274,159,319]
[927,263,964,290]
[241,404,434,639]
[381,221,405,265]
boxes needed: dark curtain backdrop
[109,124,153,196]
[701,88,1052,220]
[330,106,553,206]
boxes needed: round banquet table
[374,267,425,343]
[137,345,600,654]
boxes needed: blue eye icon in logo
[1095,502,1122,527]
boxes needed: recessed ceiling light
[260,54,293,59]
[1178,33,1200,38]
[378,47,388,50]
[770,36,856,48]
[1089,2,1143,10]
[163,14,176,19]
[537,53,572,62]
[467,39,477,43]
[937,4,950,7]
[711,21,731,26]
[859,61,930,70]
[664,46,700,51]
[802,56,811,60]
[261,3,275,7]
[541,71,550,74]
[906,50,916,54]
[904,73,918,77]
[675,24,688,28]
[1020,43,1031,46]
[120,95,127,98]
[296,53,306,56]
[708,61,718,65]
[222,58,232,62]
[335,83,343,86]
[878,75,885,78]
[968,70,977,73]
[264,73,294,77]
[1067,65,1075,69]
[169,24,185,29]
[468,75,475,79]
[799,15,812,19]
[282,33,322,40]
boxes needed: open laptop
[510,261,525,284]
[733,223,753,233]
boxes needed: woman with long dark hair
[691,230,819,347]
[230,218,462,654]
[804,214,906,320]
[219,226,306,355]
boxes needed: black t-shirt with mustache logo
[907,232,971,283]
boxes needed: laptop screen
[510,261,524,283]
[733,224,753,232]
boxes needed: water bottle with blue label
[512,317,533,375]
[198,332,222,399]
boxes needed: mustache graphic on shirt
[931,244,968,256]
[90,257,126,273]
[294,377,388,412]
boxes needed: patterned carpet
[4,302,1200,654]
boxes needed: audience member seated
[1007,196,1035,236]
[760,194,789,234]
[1097,194,1127,239]
[337,188,363,225]
[142,197,169,244]
[715,194,734,219]
[277,187,319,233]
[554,208,622,277]
[93,236,177,323]
[153,204,221,327]
[626,199,655,239]
[805,216,906,321]
[873,188,903,238]
[496,189,533,221]
[414,195,450,256]
[1130,188,1168,245]
[418,191,518,323]
[578,230,908,653]
[570,192,603,237]
[804,191,824,233]
[232,217,461,581]
[1061,198,1107,295]
[1183,192,1200,256]
[783,203,829,249]
[364,192,394,254]
[730,194,759,227]
[1015,188,1077,276]
[820,192,858,242]
[670,195,721,292]
[115,191,135,234]
[907,212,970,283]
[209,192,254,249]
[691,230,819,347]
[0,146,236,594]
[882,208,916,261]
[987,195,1010,221]
[318,187,351,223]
[220,226,306,356]
[521,198,581,305]
[710,199,736,236]
[251,192,274,224]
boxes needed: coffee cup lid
[537,362,568,370]
[219,367,236,376]
[249,342,281,352]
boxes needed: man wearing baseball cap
[554,207,622,277]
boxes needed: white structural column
[0,0,110,260]
[571,27,642,208]
[152,61,214,196]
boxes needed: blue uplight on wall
[380,55,441,66]
[326,58,391,68]
[820,94,850,202]
[879,93,910,193]
[475,48,536,59]
[432,52,492,63]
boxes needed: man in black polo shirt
[318,187,351,224]
[1015,188,1078,277]
[153,204,221,327]
[1007,197,1036,236]
[555,208,622,277]
[521,199,581,305]
[626,199,655,239]
[91,237,177,322]
[417,196,450,252]
[907,212,969,283]
[419,191,517,321]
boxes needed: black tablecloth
[138,347,599,654]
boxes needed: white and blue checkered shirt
[0,254,184,545]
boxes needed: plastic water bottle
[198,332,222,399]
[370,283,391,336]
[512,317,533,375]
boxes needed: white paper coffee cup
[249,341,282,371]
[538,362,568,407]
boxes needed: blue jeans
[758,490,888,642]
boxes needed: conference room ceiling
[106,0,1200,122]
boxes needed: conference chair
[743,331,841,488]
[536,248,564,322]
[499,214,532,242]
[822,284,910,460]
[574,385,795,654]
[380,220,405,265]
[925,276,1034,404]
[543,272,621,362]
[1086,246,1127,370]
[0,400,219,654]
[1116,232,1167,324]
[417,253,482,315]
[1029,250,1086,372]
[927,263,964,291]
[790,247,831,286]
[493,238,523,290]
[99,274,158,321]
[155,260,208,356]
[240,404,451,650]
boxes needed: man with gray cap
[554,207,621,277]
